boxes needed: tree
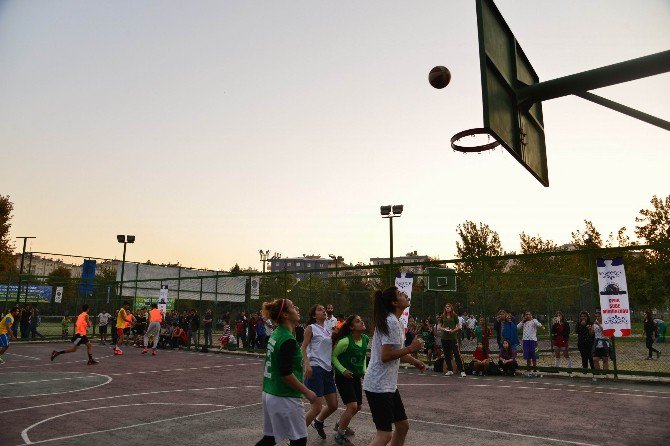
[0,195,16,274]
[635,195,670,245]
[47,266,75,311]
[230,263,241,274]
[570,220,603,248]
[633,194,670,310]
[455,221,504,273]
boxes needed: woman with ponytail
[255,299,316,446]
[331,314,368,444]
[363,287,426,446]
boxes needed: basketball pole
[517,50,670,132]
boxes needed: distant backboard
[476,0,549,186]
[426,267,457,292]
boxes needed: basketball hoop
[450,128,500,153]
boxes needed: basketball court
[0,342,667,446]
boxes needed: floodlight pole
[517,50,670,131]
[15,237,36,303]
[381,205,403,286]
[117,235,135,300]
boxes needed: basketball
[429,66,451,89]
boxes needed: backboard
[426,267,457,292]
[476,0,549,186]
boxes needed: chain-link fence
[2,243,668,377]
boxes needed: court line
[0,354,115,370]
[346,408,601,446]
[397,382,670,399]
[397,371,670,396]
[106,361,261,376]
[4,385,260,413]
[0,375,100,387]
[0,373,112,399]
[19,402,262,445]
[5,353,41,360]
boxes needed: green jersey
[333,334,369,377]
[262,325,303,398]
[439,315,459,340]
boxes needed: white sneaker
[460,372,467,377]
[445,371,454,376]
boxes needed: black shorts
[99,325,108,334]
[71,334,90,346]
[364,389,407,432]
[335,373,362,406]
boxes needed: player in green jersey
[255,298,317,446]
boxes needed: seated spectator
[498,339,518,376]
[471,342,490,376]
[171,325,186,349]
[159,323,174,349]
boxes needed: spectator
[471,341,490,376]
[20,305,31,339]
[590,310,610,376]
[465,313,477,341]
[493,309,506,349]
[419,319,435,364]
[294,321,305,344]
[498,339,518,376]
[61,315,70,339]
[432,314,443,360]
[474,317,492,354]
[324,303,337,333]
[236,312,248,348]
[438,303,466,377]
[29,306,45,339]
[171,324,187,349]
[203,308,214,349]
[458,311,467,343]
[248,313,257,350]
[219,321,231,351]
[159,323,174,349]
[518,311,543,376]
[187,309,200,348]
[501,312,519,352]
[256,314,267,349]
[97,309,112,345]
[576,311,595,372]
[643,310,661,359]
[404,317,418,357]
[551,311,572,370]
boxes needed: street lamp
[117,235,135,299]
[15,236,36,303]
[380,205,403,285]
[329,254,344,278]
[259,250,280,273]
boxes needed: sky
[1,0,669,271]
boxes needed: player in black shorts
[51,304,97,365]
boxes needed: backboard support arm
[575,91,670,132]
[516,50,670,122]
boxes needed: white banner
[158,285,169,315]
[250,277,260,300]
[395,272,414,329]
[54,287,63,303]
[597,257,631,337]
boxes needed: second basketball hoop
[450,128,500,153]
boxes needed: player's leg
[86,341,97,364]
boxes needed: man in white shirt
[97,310,112,345]
[324,303,338,334]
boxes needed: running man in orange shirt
[143,303,163,355]
[51,304,97,365]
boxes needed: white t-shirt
[466,317,476,330]
[363,314,404,393]
[518,319,542,341]
[324,315,338,334]
[97,313,111,326]
[307,323,332,371]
